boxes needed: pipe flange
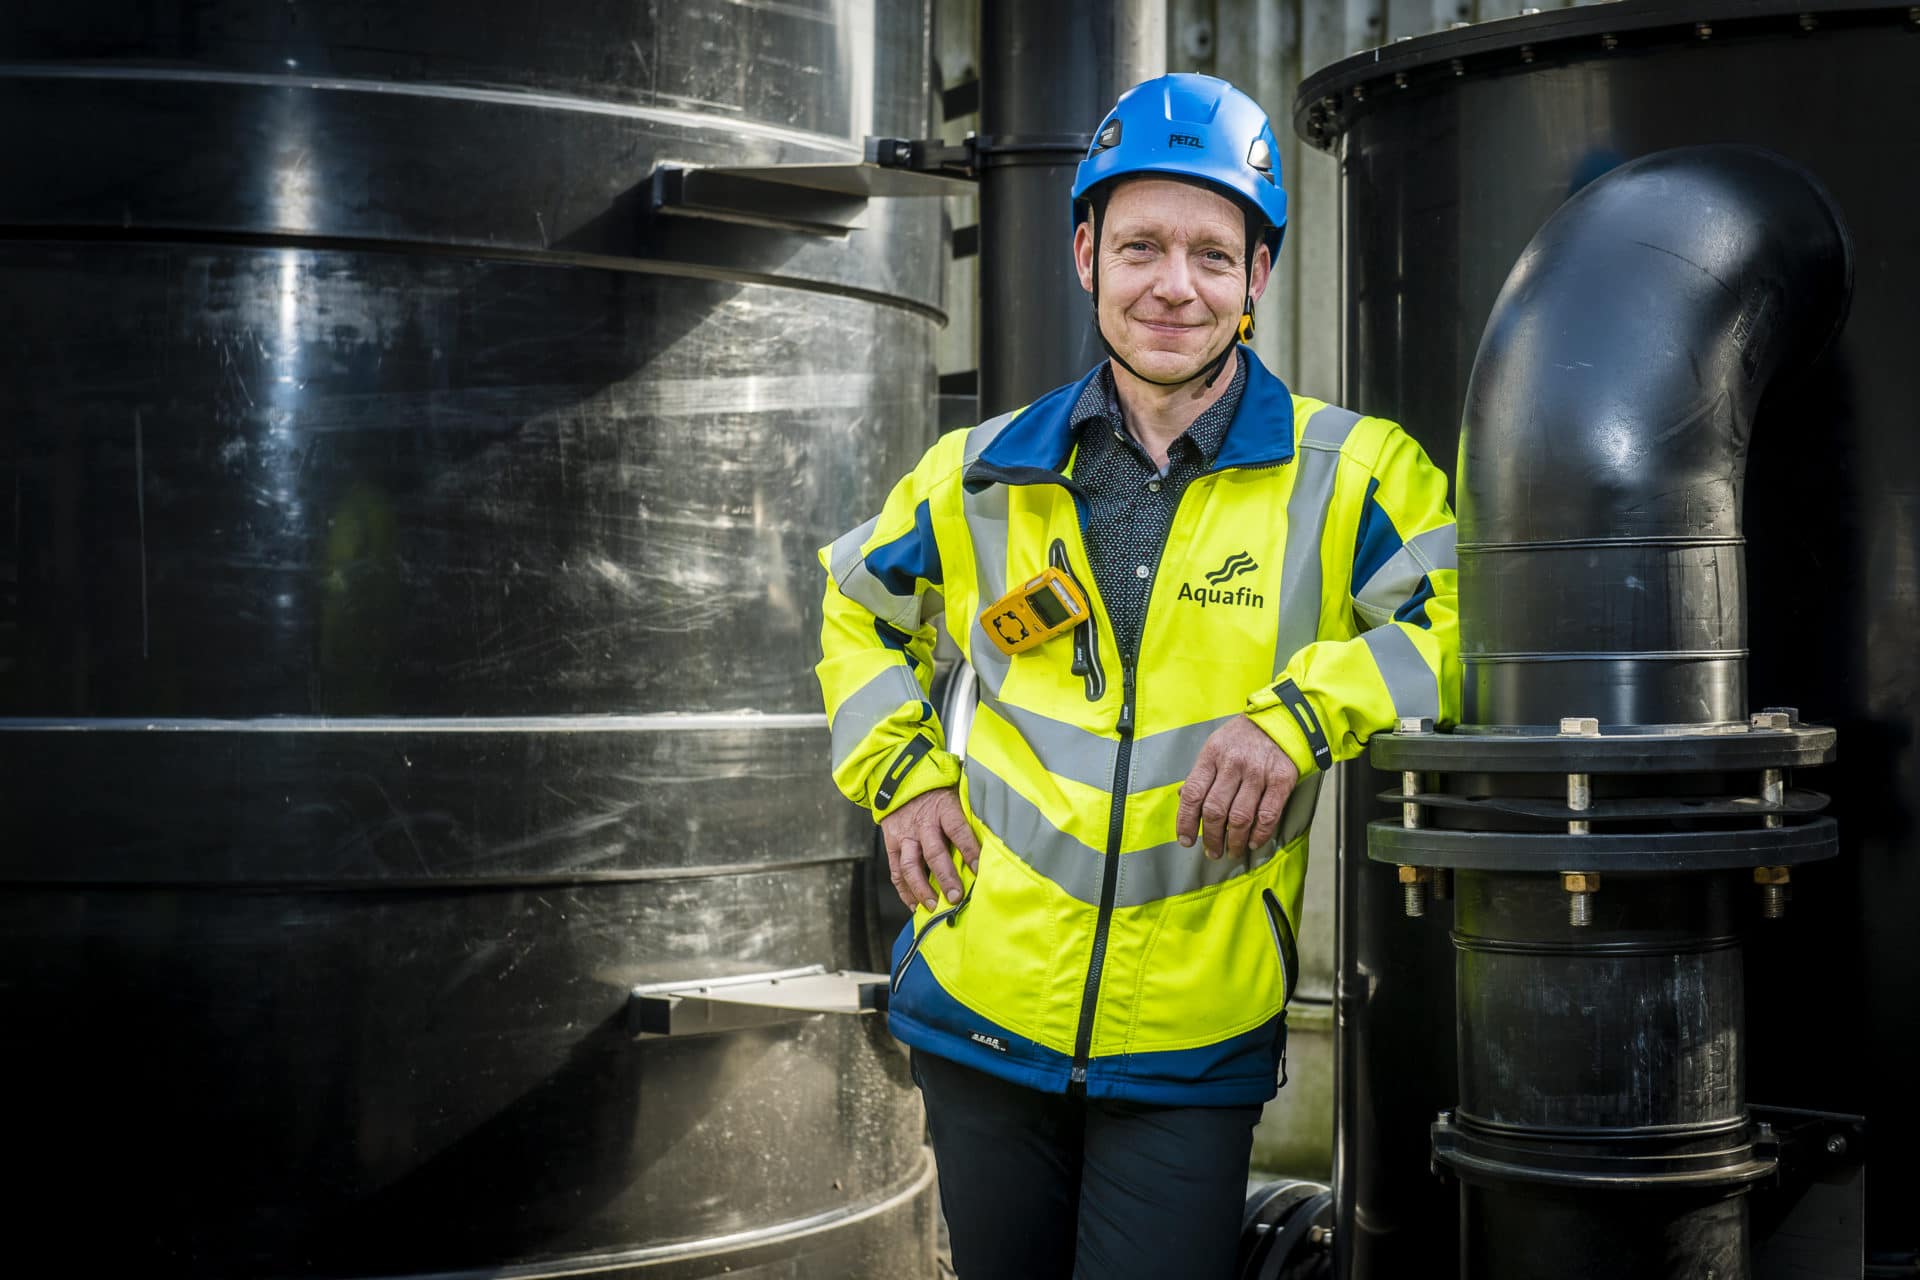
[1375,785,1829,824]
[1370,722,1835,774]
[1369,815,1839,871]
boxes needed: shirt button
[1134,564,1150,579]
[1147,479,1162,493]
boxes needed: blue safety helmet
[1073,73,1288,262]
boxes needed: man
[816,74,1459,1277]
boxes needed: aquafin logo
[1178,551,1264,609]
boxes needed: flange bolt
[1755,865,1791,919]
[1563,871,1600,927]
[1400,865,1431,918]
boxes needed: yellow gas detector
[980,566,1091,657]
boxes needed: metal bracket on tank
[652,137,976,237]
[629,965,889,1038]
[1747,1105,1867,1279]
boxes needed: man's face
[1074,177,1272,385]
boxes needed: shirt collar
[1069,356,1247,470]
[964,346,1295,491]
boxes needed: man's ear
[1248,242,1274,305]
[1073,220,1096,296]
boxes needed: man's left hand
[1176,715,1301,859]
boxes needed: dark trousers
[912,1049,1261,1280]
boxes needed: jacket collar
[964,346,1295,491]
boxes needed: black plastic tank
[1295,2,1920,1274]
[0,4,942,1276]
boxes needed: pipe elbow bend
[1457,145,1852,730]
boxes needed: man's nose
[1151,252,1196,305]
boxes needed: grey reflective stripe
[1364,624,1440,721]
[836,411,1017,635]
[838,557,923,633]
[1355,523,1456,625]
[978,691,1225,796]
[1276,772,1323,849]
[1127,713,1237,795]
[964,409,1020,466]
[966,758,1106,904]
[831,666,925,769]
[829,514,924,633]
[1274,405,1363,675]
[966,758,1313,909]
[960,410,1022,698]
[1404,522,1458,572]
[963,481,1013,698]
[1114,832,1261,907]
[978,690,1116,790]
[827,515,879,583]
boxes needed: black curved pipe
[1424,145,1854,1280]
[1457,145,1851,731]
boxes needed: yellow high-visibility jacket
[817,350,1459,1104]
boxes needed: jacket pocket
[1262,888,1300,1009]
[890,890,973,995]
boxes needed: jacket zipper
[1050,537,1106,702]
[1068,458,1199,1085]
[1071,661,1133,1084]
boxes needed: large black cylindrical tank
[0,4,941,1276]
[1295,2,1919,1271]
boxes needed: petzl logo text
[1206,552,1259,585]
[1169,132,1204,149]
[1179,551,1264,609]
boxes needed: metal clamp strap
[875,733,936,810]
[1273,678,1332,771]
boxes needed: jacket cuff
[1245,677,1329,781]
[868,736,964,821]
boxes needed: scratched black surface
[0,2,940,1275]
[1304,6,1920,1270]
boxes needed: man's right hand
[879,786,981,910]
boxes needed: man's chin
[1115,349,1212,386]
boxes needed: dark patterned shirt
[1069,355,1248,663]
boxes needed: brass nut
[1398,865,1432,885]
[1562,872,1601,893]
[1753,865,1792,886]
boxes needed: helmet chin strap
[1089,205,1254,393]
